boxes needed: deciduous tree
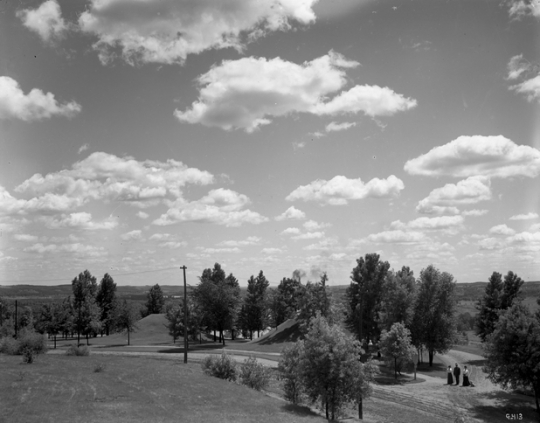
[476,271,524,342]
[268,277,303,328]
[298,313,378,420]
[146,284,165,314]
[411,265,457,366]
[115,299,139,346]
[297,273,334,330]
[345,253,390,350]
[71,270,98,344]
[379,322,416,380]
[96,273,117,335]
[194,263,241,345]
[483,303,540,416]
[380,266,416,332]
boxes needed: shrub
[201,352,237,381]
[0,330,47,357]
[21,347,34,364]
[0,336,19,355]
[239,356,270,391]
[278,341,305,404]
[66,345,90,356]
[17,330,48,355]
[94,363,106,373]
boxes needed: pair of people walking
[447,363,470,386]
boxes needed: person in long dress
[447,365,453,385]
[462,365,470,387]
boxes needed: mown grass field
[0,353,329,423]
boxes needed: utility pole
[14,300,18,339]
[180,265,188,364]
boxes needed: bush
[0,336,19,355]
[239,356,270,391]
[66,345,90,356]
[0,330,47,357]
[201,352,237,381]
[278,341,305,404]
[22,347,34,364]
[94,363,106,373]
[17,330,48,355]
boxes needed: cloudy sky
[1,0,539,287]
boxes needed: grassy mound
[94,313,174,346]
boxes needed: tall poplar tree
[411,265,457,366]
[96,273,117,335]
[345,253,390,350]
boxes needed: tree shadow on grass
[468,391,538,423]
[281,403,322,418]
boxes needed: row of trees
[0,270,141,346]
[345,254,457,366]
[164,263,336,346]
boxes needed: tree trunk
[358,397,363,420]
[395,357,397,380]
[86,333,89,346]
[54,334,56,349]
[213,330,216,342]
[200,332,202,344]
[428,350,434,367]
[127,328,131,346]
[534,384,539,415]
[250,330,253,340]
[325,399,328,420]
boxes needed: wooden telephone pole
[180,266,188,363]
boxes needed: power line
[0,266,180,284]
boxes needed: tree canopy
[146,284,165,315]
[483,303,540,415]
[345,253,390,350]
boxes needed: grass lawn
[0,353,327,423]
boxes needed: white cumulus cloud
[510,212,539,220]
[507,0,540,19]
[366,230,427,244]
[292,231,325,240]
[404,135,540,178]
[17,0,69,42]
[462,209,489,217]
[489,224,516,236]
[120,230,143,241]
[391,215,464,233]
[325,121,357,132]
[275,206,306,221]
[286,174,404,205]
[152,189,267,227]
[416,176,491,214]
[0,76,81,121]
[78,0,318,65]
[40,212,118,230]
[175,51,416,132]
[281,227,301,235]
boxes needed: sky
[1,0,539,287]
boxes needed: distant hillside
[2,281,539,306]
[0,284,194,301]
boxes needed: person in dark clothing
[463,365,470,386]
[453,363,461,385]
[447,365,453,385]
